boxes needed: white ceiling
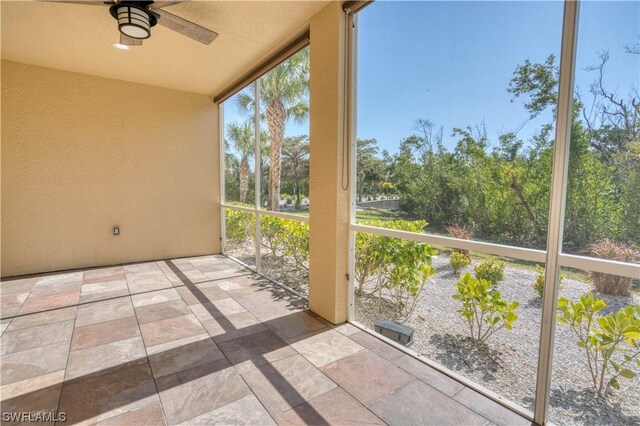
[1,1,329,96]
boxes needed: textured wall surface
[1,60,220,277]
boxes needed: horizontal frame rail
[221,203,309,223]
[351,223,546,263]
[558,253,639,280]
[351,224,640,280]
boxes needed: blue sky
[225,1,639,155]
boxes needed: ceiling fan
[45,0,218,48]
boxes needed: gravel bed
[224,242,309,296]
[355,254,640,426]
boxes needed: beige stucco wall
[1,60,220,277]
[308,1,350,324]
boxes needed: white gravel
[355,254,640,426]
[224,241,309,296]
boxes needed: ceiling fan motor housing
[109,1,158,40]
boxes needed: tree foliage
[236,48,309,211]
[359,50,640,255]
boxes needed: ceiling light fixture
[109,1,157,40]
[112,42,132,51]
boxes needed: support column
[308,2,349,324]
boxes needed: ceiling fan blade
[40,0,113,6]
[148,1,188,10]
[154,9,218,45]
[120,33,143,46]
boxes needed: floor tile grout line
[223,253,490,422]
[0,253,227,282]
[276,363,388,426]
[159,258,298,425]
[309,346,403,419]
[225,286,379,423]
[2,279,36,324]
[3,307,76,335]
[0,320,78,358]
[1,279,195,322]
[174,260,343,422]
[153,258,271,426]
[3,258,311,425]
[344,334,495,423]
[55,269,84,422]
[0,265,252,322]
[351,344,500,425]
[239,351,339,421]
[126,268,172,426]
[0,319,11,337]
[2,261,258,315]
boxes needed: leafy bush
[280,219,309,269]
[354,219,427,296]
[260,215,285,253]
[353,219,435,317]
[225,209,254,243]
[533,265,545,297]
[260,216,309,269]
[474,259,505,286]
[452,273,519,343]
[557,293,640,397]
[450,252,471,274]
[445,224,474,255]
[381,240,436,318]
[589,240,638,296]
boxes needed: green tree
[356,138,383,201]
[226,121,254,204]
[281,135,309,208]
[237,48,309,211]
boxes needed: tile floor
[0,255,533,425]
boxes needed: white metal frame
[347,11,358,321]
[254,79,262,273]
[219,103,226,254]
[345,1,639,425]
[535,2,579,423]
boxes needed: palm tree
[282,135,309,208]
[226,121,254,204]
[236,48,309,211]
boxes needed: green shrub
[450,252,471,274]
[589,240,638,296]
[260,215,286,253]
[474,259,505,286]
[533,265,545,297]
[225,209,254,243]
[452,273,519,343]
[280,219,309,269]
[557,293,640,397]
[354,219,427,296]
[260,216,309,269]
[381,240,436,318]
